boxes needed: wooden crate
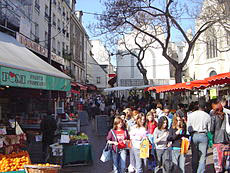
[24,165,60,173]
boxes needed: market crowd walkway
[61,117,215,173]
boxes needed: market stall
[48,113,92,167]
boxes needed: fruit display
[0,150,30,172]
[69,132,89,144]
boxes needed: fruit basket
[24,164,61,173]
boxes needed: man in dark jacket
[40,114,57,161]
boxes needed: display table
[63,144,92,165]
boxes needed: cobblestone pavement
[61,120,215,173]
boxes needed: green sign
[0,66,70,91]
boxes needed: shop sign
[210,88,217,99]
[16,33,64,65]
[0,66,71,91]
[0,66,47,89]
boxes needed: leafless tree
[95,0,229,83]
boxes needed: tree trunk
[143,72,149,85]
[175,65,183,83]
[172,65,183,109]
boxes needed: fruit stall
[48,115,92,166]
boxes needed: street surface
[61,119,215,173]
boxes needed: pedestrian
[129,113,148,173]
[146,111,158,135]
[210,101,230,173]
[187,99,211,173]
[40,113,57,162]
[167,113,188,173]
[160,106,173,129]
[153,116,170,173]
[127,110,139,172]
[107,117,129,173]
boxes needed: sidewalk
[61,119,215,173]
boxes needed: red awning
[71,82,88,90]
[71,89,80,94]
[205,72,230,86]
[150,80,210,93]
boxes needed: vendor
[40,113,57,162]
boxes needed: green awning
[0,32,71,91]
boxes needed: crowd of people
[104,96,230,173]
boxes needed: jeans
[191,133,208,173]
[155,149,169,173]
[129,148,136,171]
[112,149,127,173]
[171,149,185,173]
[133,148,147,173]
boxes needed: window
[45,5,49,19]
[35,23,39,43]
[130,56,134,78]
[58,2,61,12]
[45,31,48,48]
[57,41,60,55]
[53,13,56,26]
[209,70,217,77]
[57,19,60,30]
[96,77,101,84]
[53,0,56,5]
[206,38,217,59]
[52,38,56,53]
[35,0,40,13]
[227,30,230,45]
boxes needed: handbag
[100,142,112,162]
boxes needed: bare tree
[96,0,228,83]
[116,28,158,85]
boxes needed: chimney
[75,11,83,23]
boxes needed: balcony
[34,36,39,43]
[35,3,40,12]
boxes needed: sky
[75,0,104,38]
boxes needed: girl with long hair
[107,117,129,173]
[153,116,169,173]
[167,113,188,173]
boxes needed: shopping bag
[140,138,149,158]
[100,143,112,162]
[207,132,213,148]
[180,137,190,154]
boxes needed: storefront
[0,31,71,171]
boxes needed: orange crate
[24,165,61,173]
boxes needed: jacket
[106,129,129,152]
[210,113,230,144]
[167,128,188,148]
